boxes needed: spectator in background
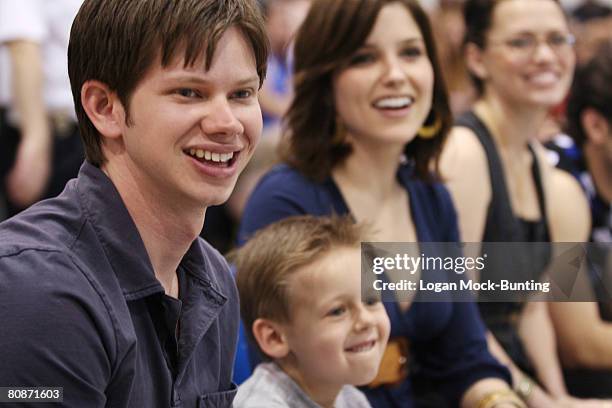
[569,0,612,64]
[430,0,477,115]
[537,0,612,143]
[259,0,309,135]
[546,40,612,399]
[440,0,610,406]
[548,39,612,244]
[0,0,84,219]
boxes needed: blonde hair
[232,215,368,358]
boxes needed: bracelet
[514,375,535,401]
[477,390,527,408]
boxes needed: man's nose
[200,97,244,138]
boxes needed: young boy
[0,0,267,406]
[233,216,390,407]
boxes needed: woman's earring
[418,111,442,139]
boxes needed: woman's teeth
[373,96,414,109]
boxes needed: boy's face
[111,27,262,209]
[281,246,390,390]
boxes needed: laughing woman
[238,0,523,407]
[440,0,602,406]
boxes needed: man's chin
[200,187,236,208]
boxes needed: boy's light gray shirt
[234,362,372,408]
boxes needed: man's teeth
[374,96,413,109]
[188,149,234,163]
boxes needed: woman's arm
[439,127,491,244]
[487,331,563,408]
[549,301,612,369]
[504,149,593,397]
[518,302,567,398]
[461,378,524,408]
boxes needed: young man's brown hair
[68,0,269,166]
[232,215,368,359]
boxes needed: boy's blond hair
[232,215,368,359]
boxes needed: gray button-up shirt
[0,162,239,407]
[234,363,372,408]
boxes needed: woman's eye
[349,52,375,66]
[549,33,572,47]
[507,37,533,49]
[401,47,423,58]
[176,88,199,98]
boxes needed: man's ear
[465,42,489,82]
[80,80,126,140]
[581,107,610,146]
[252,318,290,359]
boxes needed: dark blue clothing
[546,134,611,244]
[0,162,239,407]
[239,164,511,408]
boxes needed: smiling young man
[0,0,267,407]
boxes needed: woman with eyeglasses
[440,0,608,407]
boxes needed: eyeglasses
[489,33,576,59]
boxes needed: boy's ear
[581,107,610,146]
[80,80,126,140]
[465,42,488,82]
[252,318,290,359]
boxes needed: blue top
[0,162,239,407]
[239,164,511,407]
[262,54,293,128]
[546,134,611,244]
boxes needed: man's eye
[176,88,199,98]
[232,89,253,99]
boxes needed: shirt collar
[75,162,228,303]
[75,162,164,299]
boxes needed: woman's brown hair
[280,0,452,182]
